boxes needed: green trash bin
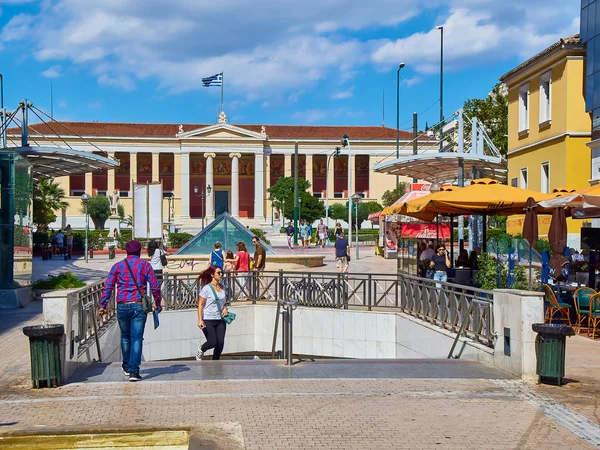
[532,323,575,386]
[22,324,64,388]
[108,248,115,260]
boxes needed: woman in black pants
[196,265,229,360]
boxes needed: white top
[200,284,226,320]
[150,249,165,271]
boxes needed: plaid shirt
[99,255,161,309]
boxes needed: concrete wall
[44,288,544,381]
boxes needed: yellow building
[500,34,590,248]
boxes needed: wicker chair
[574,287,595,333]
[542,284,571,325]
[588,294,600,339]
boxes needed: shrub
[168,232,194,248]
[116,229,133,248]
[249,228,271,245]
[32,272,86,290]
[72,230,105,250]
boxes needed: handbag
[347,254,351,262]
[208,284,236,324]
[124,259,154,314]
[159,250,168,267]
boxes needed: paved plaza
[1,252,599,449]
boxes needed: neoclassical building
[16,115,439,230]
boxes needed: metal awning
[374,153,507,184]
[8,145,119,182]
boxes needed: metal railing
[72,280,116,360]
[160,270,495,348]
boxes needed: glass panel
[177,212,275,255]
[594,71,600,110]
[590,1,597,40]
[596,0,600,38]
[582,5,589,42]
[587,73,594,111]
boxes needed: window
[541,163,550,194]
[70,190,85,197]
[539,72,551,125]
[520,168,528,189]
[511,178,518,187]
[313,192,322,198]
[518,84,529,132]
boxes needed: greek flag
[202,73,222,87]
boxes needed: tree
[381,182,409,208]
[462,82,508,156]
[83,195,111,230]
[330,203,347,221]
[33,179,67,231]
[328,201,382,230]
[267,176,325,223]
[117,204,133,227]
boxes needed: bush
[32,272,86,290]
[72,230,105,250]
[168,232,193,248]
[116,229,133,248]
[249,228,271,245]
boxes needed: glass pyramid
[176,212,275,255]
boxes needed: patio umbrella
[548,207,567,254]
[522,197,538,250]
[404,178,555,218]
[538,184,600,212]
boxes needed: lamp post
[165,193,174,232]
[281,198,286,229]
[351,193,362,260]
[193,184,212,229]
[436,25,444,152]
[298,197,302,223]
[396,62,405,187]
[341,135,352,247]
[326,148,340,228]
[81,193,91,263]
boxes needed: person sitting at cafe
[469,250,479,270]
[456,249,470,267]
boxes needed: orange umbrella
[405,178,556,217]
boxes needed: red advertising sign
[400,223,451,239]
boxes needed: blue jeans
[117,302,147,374]
[433,271,447,283]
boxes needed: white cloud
[331,88,354,100]
[41,64,61,78]
[0,0,581,98]
[401,76,421,87]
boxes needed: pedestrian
[306,222,313,248]
[98,240,161,382]
[196,265,229,361]
[335,222,343,238]
[324,226,331,246]
[299,220,307,249]
[252,235,269,298]
[50,230,57,255]
[227,241,251,296]
[285,221,295,249]
[223,251,235,272]
[65,225,73,260]
[209,241,225,269]
[148,240,167,283]
[431,244,451,284]
[317,219,326,248]
[56,230,64,256]
[334,231,350,273]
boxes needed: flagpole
[220,72,224,113]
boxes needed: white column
[180,152,190,218]
[229,153,241,218]
[254,153,264,219]
[152,152,160,182]
[306,155,313,193]
[107,152,115,195]
[284,154,292,177]
[204,152,215,219]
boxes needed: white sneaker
[195,346,204,361]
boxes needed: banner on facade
[400,223,451,239]
[133,182,163,239]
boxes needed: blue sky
[0,0,580,133]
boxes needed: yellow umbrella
[405,178,556,217]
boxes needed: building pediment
[177,123,267,140]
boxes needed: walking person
[226,241,251,296]
[64,225,73,260]
[430,244,451,284]
[209,241,225,269]
[324,226,331,246]
[196,265,229,361]
[98,240,161,382]
[334,231,350,273]
[148,240,167,283]
[299,220,308,249]
[252,235,269,299]
[317,219,326,248]
[50,230,57,256]
[56,230,64,256]
[335,222,343,238]
[285,221,295,249]
[306,222,313,248]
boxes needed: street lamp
[165,192,174,232]
[437,25,444,151]
[81,193,91,263]
[281,198,286,229]
[326,147,340,228]
[193,184,212,229]
[396,62,405,187]
[298,197,302,223]
[351,193,362,260]
[341,134,352,247]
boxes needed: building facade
[17,118,438,230]
[500,34,591,247]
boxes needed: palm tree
[33,179,68,231]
